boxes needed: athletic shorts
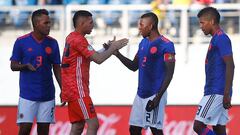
[17,97,55,124]
[129,92,167,129]
[195,94,229,125]
[68,96,97,123]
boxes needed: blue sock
[200,128,216,135]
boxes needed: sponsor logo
[0,116,6,123]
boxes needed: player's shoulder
[17,33,31,40]
[46,35,58,43]
[215,29,230,40]
[160,36,174,47]
[68,32,87,43]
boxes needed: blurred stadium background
[0,0,240,134]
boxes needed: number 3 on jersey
[196,105,202,115]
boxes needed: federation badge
[45,46,52,54]
[88,45,94,51]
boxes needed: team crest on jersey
[150,46,157,54]
[88,45,94,51]
[27,48,33,52]
[45,47,52,54]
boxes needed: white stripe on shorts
[78,99,89,119]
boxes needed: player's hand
[26,63,36,71]
[145,100,154,112]
[103,43,109,50]
[223,94,232,109]
[103,36,117,50]
[111,37,129,50]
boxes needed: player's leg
[85,117,99,135]
[129,125,142,135]
[193,120,208,134]
[150,127,163,135]
[193,95,215,135]
[70,121,85,135]
[37,123,50,135]
[68,97,98,135]
[17,97,38,135]
[212,104,228,135]
[18,123,33,135]
[129,94,145,135]
[36,99,55,135]
[147,92,167,135]
[194,94,227,135]
[213,125,226,135]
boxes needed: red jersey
[61,31,95,102]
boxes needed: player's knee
[129,125,142,135]
[88,120,99,131]
[18,124,32,135]
[37,123,50,135]
[193,120,203,133]
[150,127,163,135]
[71,122,85,134]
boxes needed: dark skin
[115,17,175,135]
[193,15,234,135]
[11,14,61,135]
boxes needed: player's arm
[90,38,128,64]
[10,61,36,71]
[53,64,61,88]
[114,51,138,71]
[223,55,234,109]
[153,54,175,106]
[53,64,66,106]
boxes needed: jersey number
[196,105,202,115]
[36,56,42,68]
[142,56,147,67]
[146,112,151,122]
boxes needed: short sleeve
[217,35,232,57]
[72,37,95,58]
[10,39,22,62]
[163,42,175,62]
[163,42,175,54]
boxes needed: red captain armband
[164,53,175,62]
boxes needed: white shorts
[17,97,55,124]
[195,94,229,125]
[129,92,167,129]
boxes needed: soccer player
[193,7,235,135]
[60,10,128,135]
[10,9,61,135]
[114,12,175,135]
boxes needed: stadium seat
[10,0,38,28]
[63,0,88,5]
[103,0,127,28]
[128,0,150,27]
[0,0,13,26]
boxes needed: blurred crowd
[0,0,239,37]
